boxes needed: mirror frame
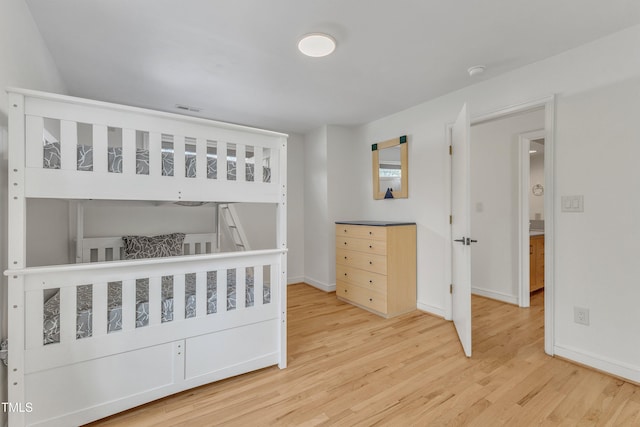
[372,135,408,199]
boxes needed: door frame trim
[518,129,545,308]
[446,95,556,356]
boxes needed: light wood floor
[88,284,640,426]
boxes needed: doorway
[448,96,556,357]
[518,131,546,308]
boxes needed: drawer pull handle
[344,256,348,260]
[369,280,373,283]
[369,261,372,265]
[369,231,372,235]
[344,273,348,276]
[369,245,373,249]
[344,242,347,245]
[344,289,348,293]
[344,229,347,233]
[369,298,373,302]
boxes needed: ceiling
[26,0,640,134]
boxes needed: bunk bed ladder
[218,203,250,251]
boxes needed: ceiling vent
[175,104,202,113]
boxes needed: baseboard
[554,344,640,384]
[471,287,518,305]
[303,277,336,293]
[417,302,445,318]
[287,276,305,285]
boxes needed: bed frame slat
[174,135,185,179]
[25,291,44,349]
[236,267,246,310]
[254,265,264,307]
[270,263,278,304]
[218,142,227,181]
[60,120,78,171]
[60,286,78,344]
[173,274,185,322]
[25,115,44,169]
[196,272,207,318]
[121,279,136,331]
[218,269,227,313]
[122,128,136,176]
[149,132,161,177]
[196,137,207,179]
[93,124,108,173]
[93,283,108,337]
[236,144,246,182]
[254,147,263,183]
[149,277,161,326]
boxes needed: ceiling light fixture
[298,33,336,57]
[467,65,486,77]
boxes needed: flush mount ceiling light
[467,65,486,77]
[298,33,336,57]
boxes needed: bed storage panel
[6,89,288,427]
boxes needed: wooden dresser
[335,221,416,318]
[530,234,544,292]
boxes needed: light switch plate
[561,195,584,212]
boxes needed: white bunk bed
[5,89,288,427]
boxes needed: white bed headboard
[77,233,217,263]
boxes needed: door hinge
[449,145,452,155]
[450,284,453,294]
[449,215,452,224]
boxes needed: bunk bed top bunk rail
[8,88,288,203]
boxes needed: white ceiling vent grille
[175,104,202,113]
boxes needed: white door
[451,103,472,357]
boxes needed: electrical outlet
[574,306,590,326]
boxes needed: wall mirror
[372,135,408,199]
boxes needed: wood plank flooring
[87,284,640,426]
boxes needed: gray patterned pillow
[122,233,186,260]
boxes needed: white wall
[232,203,276,250]
[306,25,640,381]
[26,199,71,266]
[302,125,362,291]
[553,77,640,380]
[303,126,331,290]
[285,133,305,283]
[1,0,67,415]
[470,109,544,304]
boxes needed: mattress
[42,142,272,182]
[43,270,271,345]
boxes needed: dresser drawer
[335,236,387,255]
[336,224,387,241]
[336,264,387,294]
[337,281,387,313]
[336,248,387,275]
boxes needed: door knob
[454,238,466,245]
